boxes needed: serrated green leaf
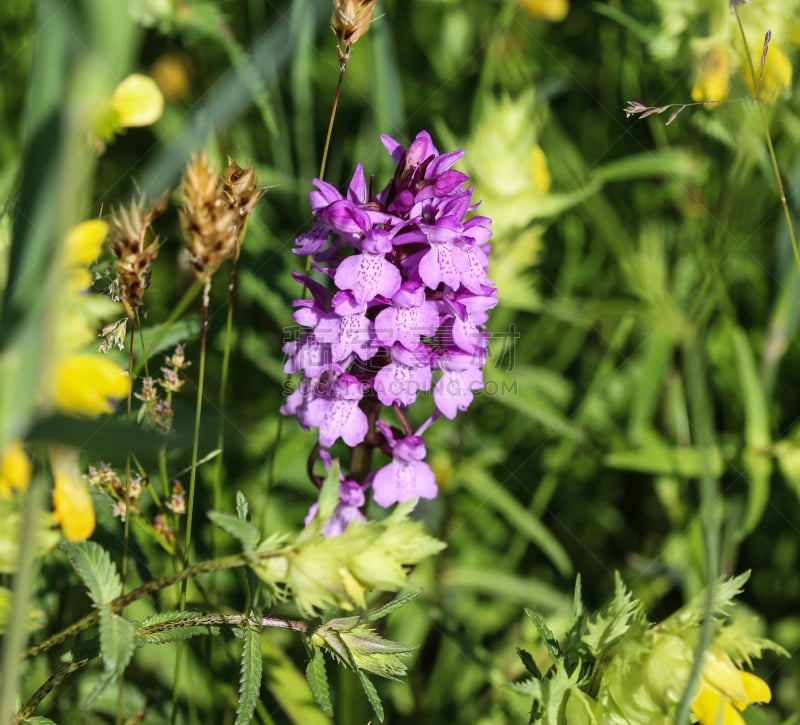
[236,490,250,521]
[356,670,384,723]
[208,510,259,556]
[517,647,543,678]
[61,541,122,607]
[235,624,263,725]
[524,609,562,662]
[87,608,136,705]
[582,573,644,656]
[366,591,419,622]
[305,644,333,717]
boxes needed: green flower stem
[181,277,212,579]
[172,276,211,724]
[318,52,350,186]
[674,339,721,724]
[17,613,307,720]
[141,613,308,636]
[0,476,45,724]
[132,278,203,378]
[212,259,238,560]
[17,657,93,720]
[733,8,800,277]
[24,553,247,660]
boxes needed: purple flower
[283,130,495,513]
[370,422,437,507]
[305,450,367,536]
[304,374,369,447]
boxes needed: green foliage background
[2,0,800,722]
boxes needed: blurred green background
[3,0,800,722]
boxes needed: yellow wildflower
[52,354,131,418]
[0,442,31,497]
[692,45,730,102]
[517,0,569,22]
[744,41,792,102]
[109,74,164,128]
[529,145,551,195]
[691,651,771,725]
[64,219,108,291]
[51,447,95,542]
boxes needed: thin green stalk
[172,276,211,723]
[212,259,238,560]
[733,9,800,276]
[318,53,350,184]
[674,339,721,725]
[181,278,212,577]
[132,278,203,377]
[0,476,44,723]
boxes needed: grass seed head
[331,0,377,50]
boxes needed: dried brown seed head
[331,0,377,50]
[111,193,166,318]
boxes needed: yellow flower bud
[110,74,165,128]
[530,145,551,195]
[692,45,730,103]
[0,442,31,497]
[52,354,131,418]
[64,220,109,268]
[51,447,95,542]
[517,0,569,22]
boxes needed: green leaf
[236,490,250,522]
[604,446,724,477]
[61,541,122,607]
[304,644,333,717]
[208,510,259,556]
[732,327,772,535]
[524,609,562,662]
[582,573,644,656]
[235,624,263,725]
[366,591,419,622]
[87,608,136,705]
[356,670,384,723]
[517,647,543,678]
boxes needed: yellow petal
[517,0,569,21]
[734,671,771,708]
[0,442,31,497]
[64,220,109,267]
[701,652,749,703]
[691,682,745,725]
[692,45,730,103]
[51,447,95,542]
[52,354,131,417]
[744,42,792,103]
[529,145,551,195]
[110,74,165,128]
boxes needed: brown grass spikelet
[221,157,264,259]
[331,0,377,50]
[111,193,167,318]
[180,151,240,282]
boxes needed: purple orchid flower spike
[283,130,495,526]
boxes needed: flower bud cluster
[282,131,496,527]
